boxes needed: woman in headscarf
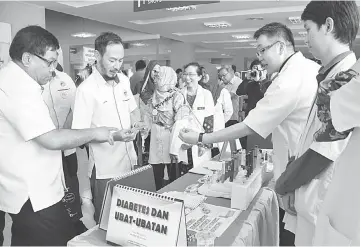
[144,66,189,190]
[133,61,160,157]
[135,60,160,105]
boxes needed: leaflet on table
[162,191,206,215]
[186,203,240,237]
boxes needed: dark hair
[176,68,182,74]
[9,25,59,62]
[231,65,236,72]
[301,1,359,48]
[254,22,295,50]
[184,62,202,76]
[95,32,123,56]
[250,59,262,70]
[135,60,146,71]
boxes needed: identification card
[152,114,159,123]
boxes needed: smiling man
[179,22,320,245]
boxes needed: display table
[68,171,279,246]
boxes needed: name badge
[197,107,205,110]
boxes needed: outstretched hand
[92,127,118,145]
[179,128,199,145]
[112,129,137,142]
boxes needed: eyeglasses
[183,73,198,78]
[33,54,57,68]
[256,41,281,57]
[218,71,229,78]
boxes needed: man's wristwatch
[197,133,205,146]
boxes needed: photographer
[239,59,271,116]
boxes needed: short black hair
[176,68,182,74]
[254,22,295,50]
[301,1,359,48]
[231,65,236,72]
[95,32,123,56]
[135,60,146,71]
[9,25,59,62]
[184,62,202,76]
[250,59,262,70]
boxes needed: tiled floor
[3,147,94,246]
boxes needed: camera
[247,68,265,81]
[250,70,259,78]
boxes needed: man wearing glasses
[218,65,243,145]
[0,26,120,245]
[180,22,320,245]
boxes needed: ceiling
[30,0,360,61]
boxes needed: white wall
[0,2,45,38]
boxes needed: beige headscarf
[152,66,178,110]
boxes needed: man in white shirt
[275,1,359,245]
[72,32,144,222]
[0,26,129,246]
[179,22,320,246]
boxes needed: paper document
[186,203,240,237]
[162,191,206,215]
[189,166,214,175]
[201,161,223,171]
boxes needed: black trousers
[279,208,295,246]
[151,163,176,191]
[225,120,247,149]
[9,200,76,246]
[0,211,4,246]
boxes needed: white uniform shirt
[243,52,320,179]
[283,52,357,246]
[314,60,360,245]
[72,68,137,179]
[221,75,242,121]
[214,88,233,149]
[42,70,76,156]
[0,61,63,214]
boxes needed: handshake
[92,122,149,145]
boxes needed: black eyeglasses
[256,41,282,57]
[33,54,57,68]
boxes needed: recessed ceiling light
[298,31,307,37]
[71,32,96,38]
[246,17,264,21]
[232,34,252,39]
[204,21,231,28]
[288,16,302,24]
[166,5,196,12]
[131,42,149,47]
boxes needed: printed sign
[134,0,219,12]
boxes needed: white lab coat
[243,52,320,180]
[283,53,357,246]
[170,86,215,167]
[214,88,233,150]
[313,60,360,246]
